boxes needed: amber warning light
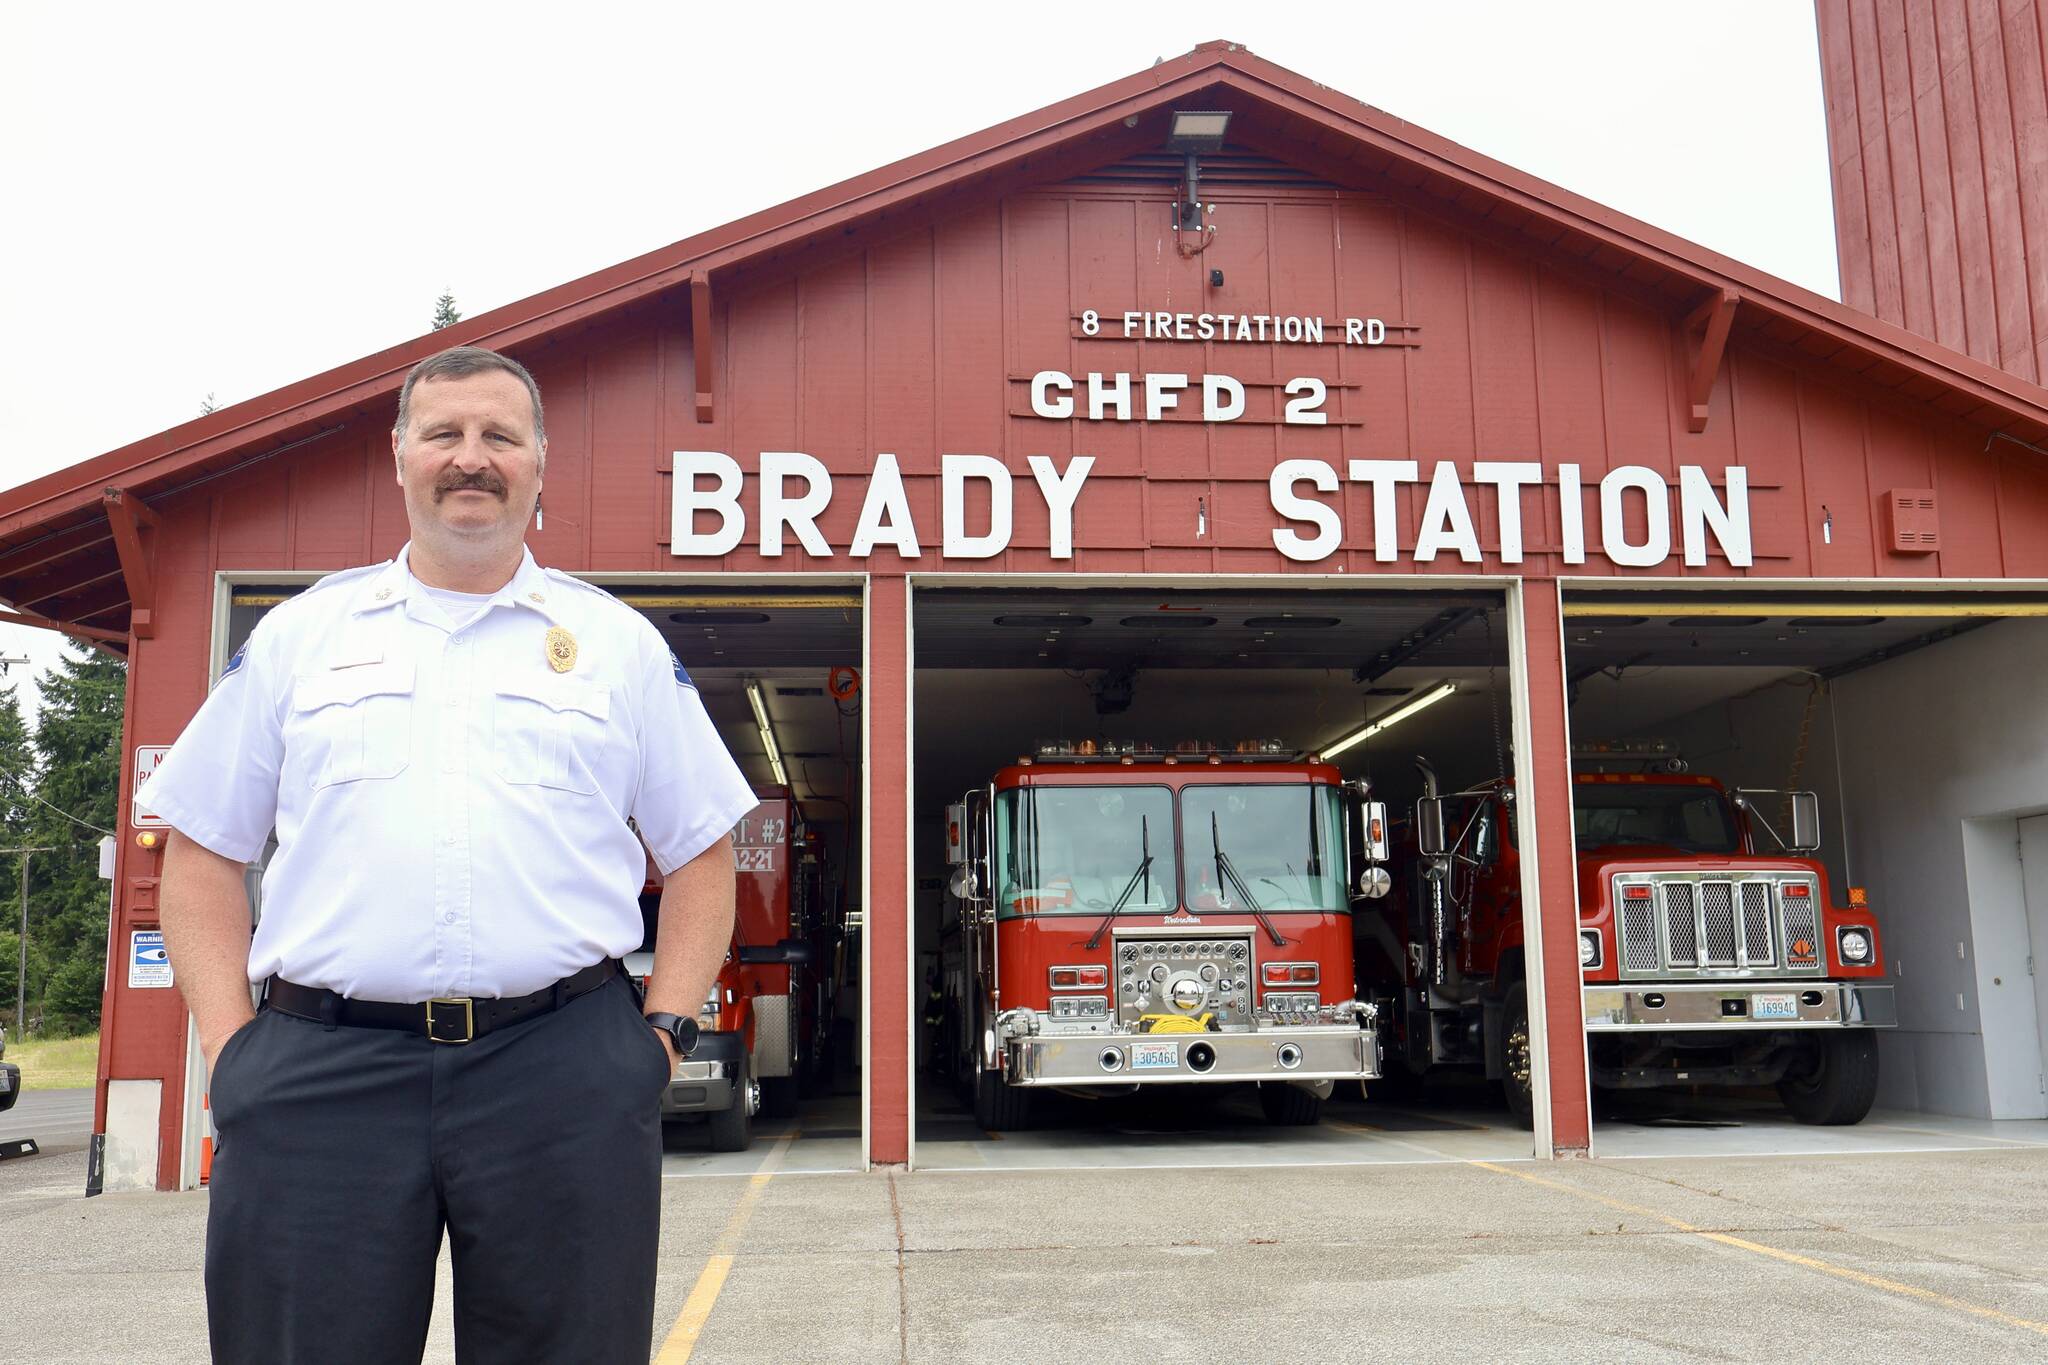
[1847,886,1869,907]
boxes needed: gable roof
[7,39,2048,641]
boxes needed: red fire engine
[940,741,1385,1130]
[628,791,833,1151]
[1358,748,1895,1126]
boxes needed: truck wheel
[1259,1082,1324,1126]
[1500,981,1535,1130]
[708,1064,755,1152]
[760,1074,801,1120]
[1778,1032,1879,1125]
[972,1067,1032,1131]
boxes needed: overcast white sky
[0,0,1837,719]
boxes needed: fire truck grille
[1620,899,1660,972]
[1741,883,1774,965]
[1662,884,1698,966]
[1616,874,1824,979]
[1782,894,1819,962]
[1701,883,1737,967]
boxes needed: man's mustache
[434,472,508,500]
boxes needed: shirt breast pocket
[492,676,610,794]
[290,662,416,789]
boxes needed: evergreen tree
[0,683,34,1032]
[25,645,124,1035]
[432,290,461,331]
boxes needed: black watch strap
[646,1011,699,1058]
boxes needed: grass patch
[6,1032,100,1091]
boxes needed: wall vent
[1883,488,1939,554]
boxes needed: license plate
[1751,992,1799,1020]
[1130,1041,1180,1070]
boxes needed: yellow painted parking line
[1324,1117,1470,1162]
[1864,1121,2048,1148]
[1332,1118,2048,1338]
[655,1130,799,1364]
[1471,1160,2048,1340]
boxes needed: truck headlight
[1579,930,1602,969]
[1838,927,1872,964]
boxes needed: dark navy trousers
[204,971,670,1364]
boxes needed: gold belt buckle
[426,997,476,1044]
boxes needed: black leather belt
[263,959,623,1044]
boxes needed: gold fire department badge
[544,626,578,673]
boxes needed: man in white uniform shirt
[146,346,757,1364]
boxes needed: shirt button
[443,832,457,845]
[442,912,457,925]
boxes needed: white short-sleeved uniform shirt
[141,545,758,1001]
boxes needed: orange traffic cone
[200,1091,216,1184]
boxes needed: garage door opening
[619,587,866,1175]
[909,582,1545,1170]
[1561,590,2048,1157]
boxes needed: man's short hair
[392,346,547,456]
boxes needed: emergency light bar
[745,678,788,787]
[1029,738,1288,761]
[1319,682,1458,760]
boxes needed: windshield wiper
[1085,814,1153,950]
[1213,811,1287,947]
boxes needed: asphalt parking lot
[6,1085,2048,1363]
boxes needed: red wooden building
[6,40,2048,1189]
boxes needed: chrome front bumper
[659,1058,738,1115]
[1583,981,1897,1033]
[1002,1021,1381,1086]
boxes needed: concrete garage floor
[7,1138,2048,1362]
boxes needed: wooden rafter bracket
[690,272,716,424]
[0,607,126,647]
[101,486,159,639]
[1683,289,1739,434]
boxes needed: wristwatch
[645,1011,699,1059]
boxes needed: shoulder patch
[217,640,249,685]
[671,651,694,689]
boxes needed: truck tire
[1259,1082,1323,1126]
[1778,1031,1879,1125]
[972,1066,1032,1131]
[1500,980,1535,1130]
[708,1063,754,1152]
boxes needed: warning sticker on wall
[129,930,172,989]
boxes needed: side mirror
[947,865,983,901]
[1416,797,1448,858]
[1789,791,1821,853]
[1355,865,1392,899]
[1360,800,1389,862]
[943,803,968,866]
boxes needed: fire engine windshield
[1572,784,1741,854]
[994,786,1175,918]
[1179,785,1347,913]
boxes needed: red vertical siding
[1822,0,2048,384]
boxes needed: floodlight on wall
[1320,681,1460,760]
[745,677,789,787]
[1166,109,1232,247]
